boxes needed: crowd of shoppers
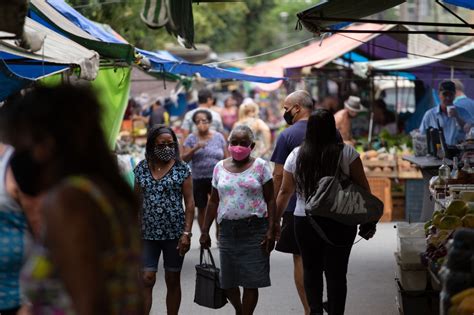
[0,84,379,315]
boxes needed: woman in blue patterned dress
[134,125,195,315]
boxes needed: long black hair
[0,84,138,210]
[295,109,343,198]
[145,125,181,162]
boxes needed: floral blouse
[134,160,191,240]
[212,158,272,223]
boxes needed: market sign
[0,0,28,38]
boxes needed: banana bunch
[449,288,474,315]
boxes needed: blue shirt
[271,120,307,213]
[455,95,474,119]
[419,105,473,145]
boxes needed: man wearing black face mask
[271,90,313,315]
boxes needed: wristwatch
[182,231,192,237]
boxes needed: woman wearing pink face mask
[200,125,277,315]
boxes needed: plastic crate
[368,177,392,222]
[396,279,440,315]
[405,179,424,223]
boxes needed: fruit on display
[439,216,463,230]
[440,229,474,314]
[450,288,474,315]
[446,200,468,217]
[461,214,474,228]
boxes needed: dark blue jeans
[294,216,357,315]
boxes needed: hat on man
[344,96,367,112]
[439,80,456,94]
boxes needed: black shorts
[142,239,184,273]
[275,212,301,255]
[193,178,212,209]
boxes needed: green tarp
[41,67,131,148]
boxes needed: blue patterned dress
[134,160,191,240]
[0,147,29,311]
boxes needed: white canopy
[0,17,99,80]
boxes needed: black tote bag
[194,248,227,309]
[305,152,384,226]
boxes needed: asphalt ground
[150,222,399,315]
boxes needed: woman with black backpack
[275,109,377,315]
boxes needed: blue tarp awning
[443,0,474,9]
[0,56,68,101]
[138,49,283,83]
[45,0,124,44]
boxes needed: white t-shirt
[284,144,360,217]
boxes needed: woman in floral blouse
[134,125,195,315]
[200,125,277,315]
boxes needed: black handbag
[194,248,227,309]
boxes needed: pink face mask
[228,145,252,161]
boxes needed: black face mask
[9,150,43,196]
[283,108,295,125]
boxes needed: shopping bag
[194,248,227,309]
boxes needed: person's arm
[276,170,296,221]
[349,157,376,239]
[44,187,109,315]
[262,179,276,254]
[178,176,195,256]
[258,119,272,155]
[182,137,205,162]
[452,109,467,129]
[349,157,370,193]
[273,164,284,198]
[199,188,219,249]
[5,167,41,238]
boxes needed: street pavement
[151,222,399,315]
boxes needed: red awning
[245,23,392,91]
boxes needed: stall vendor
[419,80,474,145]
[334,96,367,144]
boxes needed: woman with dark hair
[134,125,194,315]
[0,85,143,314]
[276,109,376,315]
[183,109,228,231]
[200,125,276,315]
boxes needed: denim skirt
[218,216,271,289]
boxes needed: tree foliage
[66,0,321,63]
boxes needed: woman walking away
[134,125,194,315]
[183,110,228,231]
[0,85,144,315]
[276,109,376,315]
[200,125,277,315]
[221,96,238,132]
[234,102,271,158]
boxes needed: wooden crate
[391,192,406,221]
[368,177,392,222]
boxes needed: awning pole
[451,67,454,80]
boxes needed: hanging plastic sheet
[443,0,474,10]
[41,67,131,148]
